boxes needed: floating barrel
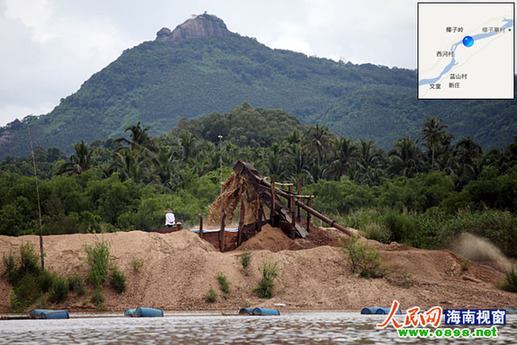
[124,308,137,316]
[238,307,280,315]
[125,307,164,317]
[361,307,401,315]
[251,307,280,316]
[30,309,69,319]
[239,307,254,314]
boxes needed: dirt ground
[1,226,516,313]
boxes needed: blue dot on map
[462,36,474,47]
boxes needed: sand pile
[1,229,516,313]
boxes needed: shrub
[91,288,105,306]
[19,242,41,277]
[341,236,385,279]
[109,268,127,294]
[84,240,110,288]
[131,258,144,272]
[217,273,230,298]
[2,252,18,284]
[381,211,417,245]
[240,251,252,269]
[68,275,86,296]
[253,262,279,298]
[460,262,469,272]
[361,222,391,244]
[11,274,40,312]
[204,285,217,303]
[500,268,517,293]
[38,270,55,293]
[48,275,69,303]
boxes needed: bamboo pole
[297,179,301,222]
[270,178,276,227]
[27,125,44,270]
[307,196,312,233]
[219,212,226,252]
[198,214,204,239]
[238,196,245,246]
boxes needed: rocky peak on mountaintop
[156,13,231,43]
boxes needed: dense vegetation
[1,105,516,261]
[1,28,516,159]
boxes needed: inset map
[418,2,514,99]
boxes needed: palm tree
[57,141,96,175]
[285,142,313,182]
[420,117,450,170]
[324,137,358,180]
[304,123,333,166]
[388,136,425,177]
[265,143,285,179]
[178,130,198,161]
[109,147,159,183]
[115,122,158,153]
[453,136,482,185]
[356,140,385,185]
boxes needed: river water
[0,312,515,344]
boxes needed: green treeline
[1,105,516,258]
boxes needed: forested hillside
[1,14,516,160]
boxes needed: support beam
[238,196,245,246]
[219,212,226,252]
[270,178,276,227]
[297,179,301,222]
[198,214,204,239]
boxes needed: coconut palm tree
[304,123,334,166]
[388,136,425,177]
[420,117,451,170]
[453,136,482,185]
[57,141,96,175]
[324,137,359,180]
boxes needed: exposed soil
[1,226,515,314]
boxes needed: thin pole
[27,125,45,269]
[218,134,223,195]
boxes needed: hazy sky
[0,0,510,126]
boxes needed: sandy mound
[1,228,516,313]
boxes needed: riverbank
[1,227,516,313]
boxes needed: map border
[417,1,515,100]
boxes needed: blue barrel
[251,307,280,316]
[124,308,137,316]
[239,308,254,315]
[361,307,401,315]
[30,309,69,319]
[135,307,164,317]
[506,307,517,315]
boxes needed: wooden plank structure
[195,161,354,252]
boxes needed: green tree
[324,137,358,180]
[388,136,425,178]
[420,117,450,171]
[57,141,96,175]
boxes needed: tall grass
[253,262,279,298]
[217,273,230,299]
[500,268,517,293]
[84,240,110,288]
[341,236,385,279]
[240,251,252,269]
[109,268,126,294]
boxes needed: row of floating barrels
[28,307,280,319]
[20,306,517,319]
[29,307,165,319]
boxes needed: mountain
[1,13,516,159]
